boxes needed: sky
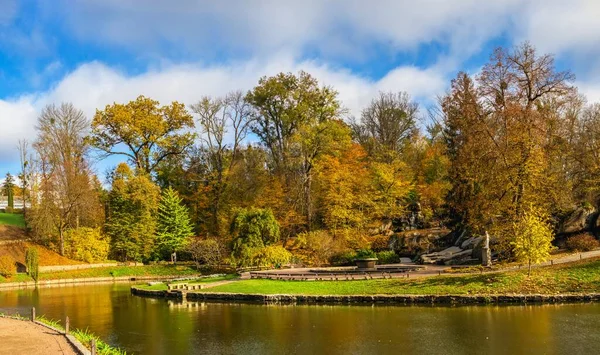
[1,0,600,183]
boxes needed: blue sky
[1,0,600,183]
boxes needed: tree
[511,206,554,275]
[246,71,341,175]
[156,186,194,259]
[246,71,346,230]
[106,163,160,262]
[17,139,31,213]
[230,208,280,265]
[352,91,418,161]
[29,103,103,255]
[3,173,15,211]
[187,238,223,269]
[25,247,39,282]
[190,91,252,236]
[90,95,195,175]
[441,43,576,247]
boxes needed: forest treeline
[9,42,600,267]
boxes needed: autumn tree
[190,91,252,236]
[512,206,554,275]
[106,163,160,261]
[246,71,347,230]
[29,103,103,255]
[352,91,418,161]
[90,95,195,175]
[442,43,576,248]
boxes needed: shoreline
[0,274,202,290]
[130,286,600,305]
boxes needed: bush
[370,236,390,252]
[329,250,357,266]
[566,233,600,252]
[251,245,292,268]
[0,255,16,278]
[376,250,400,264]
[64,227,110,263]
[25,247,39,281]
[292,230,338,266]
[187,238,223,268]
[355,248,376,259]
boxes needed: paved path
[240,249,600,282]
[0,317,77,355]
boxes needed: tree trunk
[528,260,531,276]
[59,227,65,256]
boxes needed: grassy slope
[0,264,200,283]
[0,213,25,227]
[204,258,600,296]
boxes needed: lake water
[1,283,600,354]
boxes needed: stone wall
[130,287,600,305]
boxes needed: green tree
[25,247,39,282]
[3,173,15,210]
[230,208,280,266]
[156,186,194,259]
[90,95,195,175]
[511,206,554,275]
[106,163,160,262]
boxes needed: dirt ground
[0,317,78,355]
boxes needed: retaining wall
[130,286,600,305]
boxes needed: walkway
[242,249,600,281]
[0,317,77,355]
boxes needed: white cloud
[0,56,446,165]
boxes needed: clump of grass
[36,316,126,355]
[72,328,127,355]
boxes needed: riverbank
[132,257,600,304]
[0,264,204,289]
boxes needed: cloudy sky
[1,0,600,180]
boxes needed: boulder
[419,246,473,264]
[561,206,597,234]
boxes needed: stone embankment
[0,274,202,290]
[130,286,600,305]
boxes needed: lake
[1,283,600,354]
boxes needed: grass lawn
[0,213,25,227]
[0,264,201,283]
[137,274,239,291]
[204,257,600,296]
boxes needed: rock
[399,257,414,264]
[561,206,597,234]
[419,246,473,264]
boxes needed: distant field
[0,213,25,227]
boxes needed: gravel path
[0,317,77,355]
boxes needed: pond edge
[130,286,600,305]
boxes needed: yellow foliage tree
[511,206,554,275]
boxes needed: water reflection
[1,283,599,354]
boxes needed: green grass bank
[202,257,600,296]
[0,212,25,227]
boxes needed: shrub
[355,248,376,259]
[0,255,16,278]
[370,236,390,252]
[64,227,110,263]
[187,238,223,268]
[292,230,337,266]
[329,250,357,266]
[25,247,39,281]
[376,250,400,264]
[566,233,600,252]
[251,245,292,268]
